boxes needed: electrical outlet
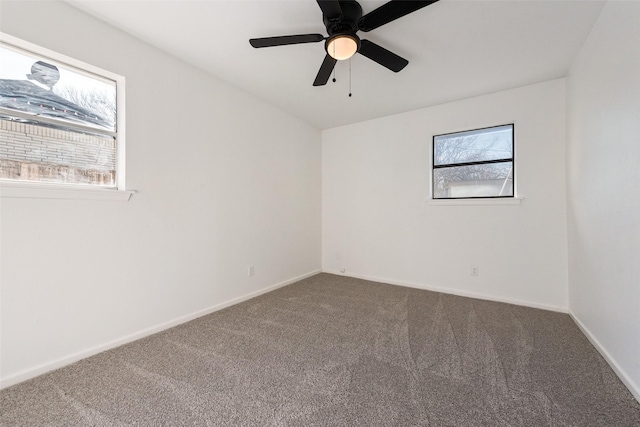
[471,266,479,276]
[248,265,254,277]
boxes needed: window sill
[426,197,523,206]
[0,182,135,201]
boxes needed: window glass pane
[433,161,513,199]
[434,124,512,166]
[0,118,116,187]
[0,45,116,132]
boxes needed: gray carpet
[1,273,639,426]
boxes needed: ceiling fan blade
[316,0,343,21]
[249,34,325,48]
[358,0,439,32]
[358,39,408,72]
[313,54,338,86]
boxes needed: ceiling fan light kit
[326,34,360,61]
[249,0,439,87]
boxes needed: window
[432,124,514,199]
[0,34,125,190]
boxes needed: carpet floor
[1,273,639,426]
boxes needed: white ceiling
[67,0,605,130]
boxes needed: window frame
[0,32,130,199]
[431,123,515,201]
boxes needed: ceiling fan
[249,0,439,86]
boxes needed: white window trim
[425,196,523,206]
[0,181,134,201]
[0,32,131,200]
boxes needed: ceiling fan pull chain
[332,42,337,83]
[348,58,352,97]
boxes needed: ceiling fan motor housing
[323,0,363,36]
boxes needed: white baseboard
[0,269,321,390]
[322,269,568,313]
[569,311,640,403]
[11,268,637,405]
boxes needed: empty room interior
[0,0,639,425]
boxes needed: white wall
[566,1,640,400]
[0,0,321,387]
[323,79,568,311]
